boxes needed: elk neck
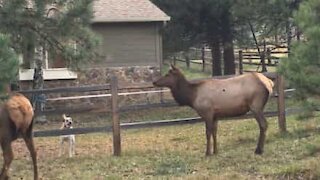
[170,76,196,107]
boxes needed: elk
[0,93,38,180]
[153,65,274,156]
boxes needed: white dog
[59,114,75,157]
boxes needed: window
[19,4,77,81]
[19,48,77,81]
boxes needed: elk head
[153,64,183,88]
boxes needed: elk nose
[152,81,157,86]
[152,77,160,86]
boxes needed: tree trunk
[223,38,235,75]
[286,20,292,55]
[32,47,46,123]
[221,10,235,75]
[210,38,222,76]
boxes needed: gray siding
[92,22,162,67]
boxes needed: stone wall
[20,66,160,88]
[19,66,162,115]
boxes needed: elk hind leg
[22,132,38,180]
[0,140,13,180]
[253,111,268,155]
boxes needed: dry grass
[3,112,320,180]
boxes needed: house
[19,0,170,87]
[92,0,170,67]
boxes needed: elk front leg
[0,141,13,180]
[205,118,214,156]
[202,111,215,156]
[212,119,218,154]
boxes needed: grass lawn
[7,113,320,180]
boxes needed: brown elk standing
[0,93,38,180]
[153,65,274,156]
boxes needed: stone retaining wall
[19,66,162,115]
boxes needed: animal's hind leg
[252,111,268,155]
[59,140,64,157]
[22,133,38,180]
[0,140,13,180]
[71,137,75,157]
[69,139,75,158]
[69,141,72,158]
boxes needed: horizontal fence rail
[47,89,170,101]
[34,108,301,138]
[19,84,111,94]
[34,126,112,137]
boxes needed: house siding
[92,22,162,67]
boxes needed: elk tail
[253,73,274,96]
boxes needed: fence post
[111,76,121,156]
[261,40,267,72]
[266,48,271,65]
[277,74,286,132]
[201,46,205,72]
[261,52,267,72]
[185,54,190,69]
[238,50,243,74]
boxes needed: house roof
[93,0,170,23]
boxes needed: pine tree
[0,0,99,70]
[278,0,320,118]
[0,34,19,93]
[153,0,236,76]
[0,0,100,120]
[153,0,300,76]
[278,0,320,99]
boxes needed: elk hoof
[254,148,263,155]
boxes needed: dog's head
[62,114,73,128]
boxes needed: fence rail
[34,111,284,138]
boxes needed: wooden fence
[19,72,286,156]
[238,48,288,74]
[172,47,288,73]
[172,47,212,72]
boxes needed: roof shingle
[93,0,170,23]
